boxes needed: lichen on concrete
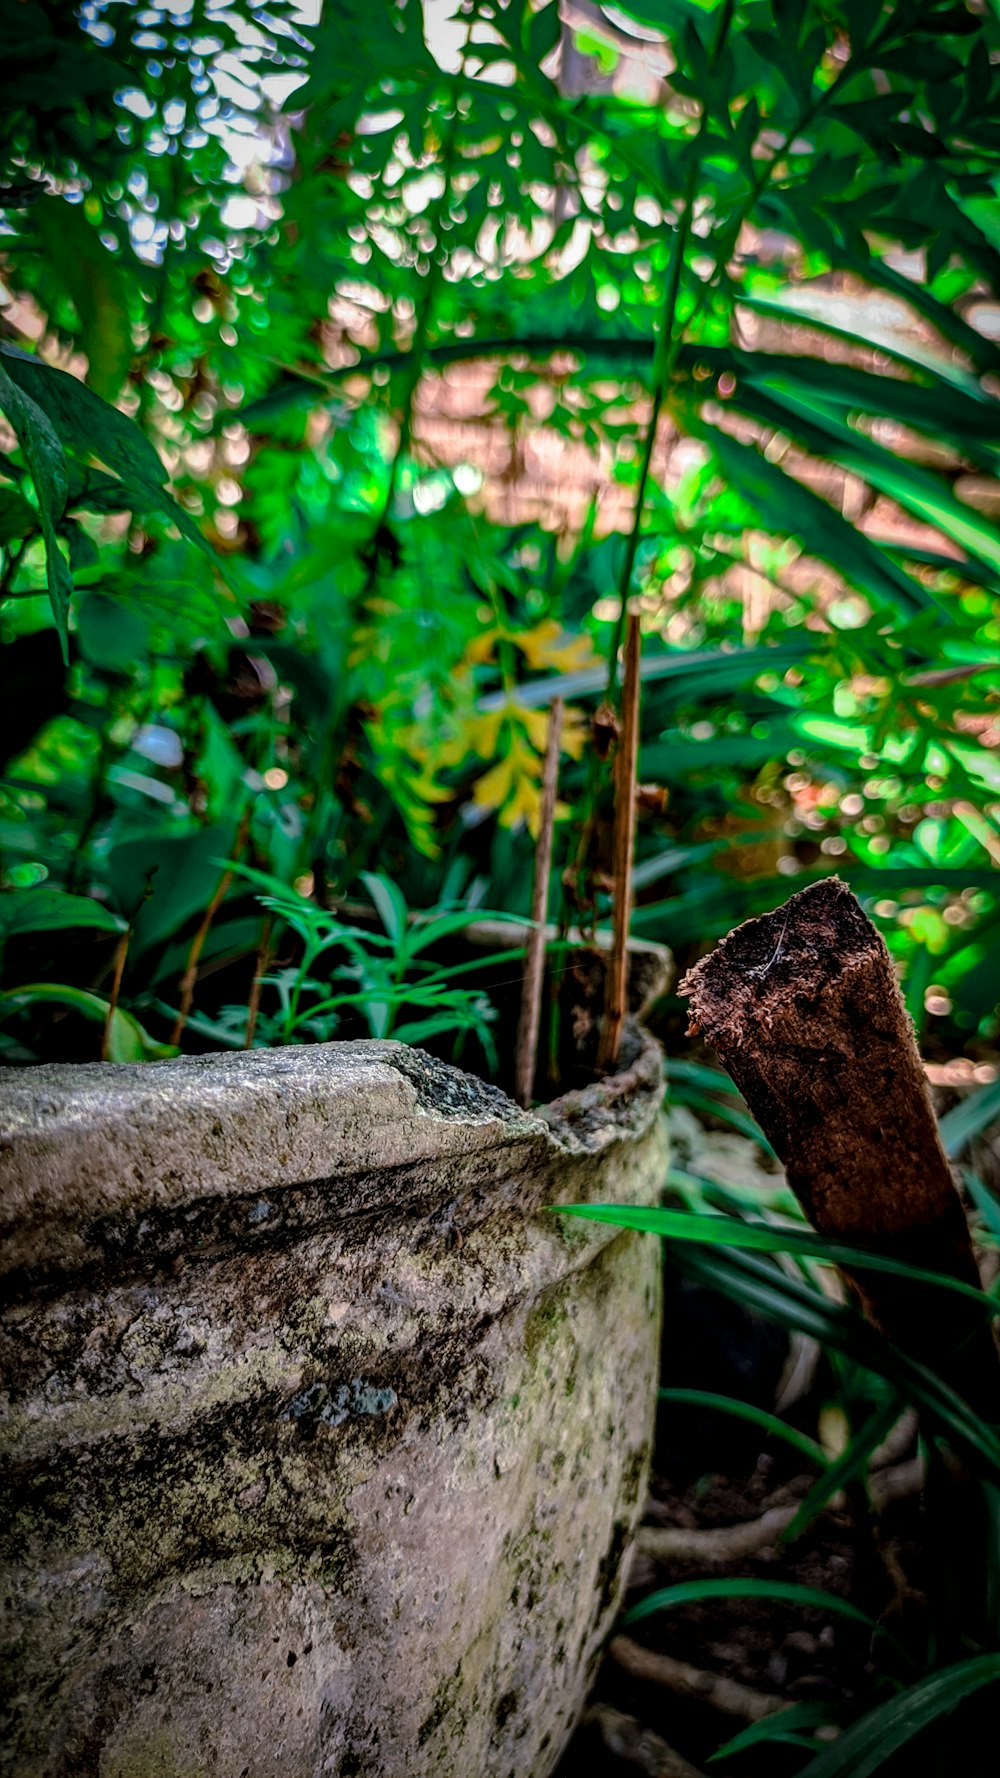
[381,1045,538,1127]
[0,1033,666,1778]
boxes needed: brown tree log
[680,876,999,1418]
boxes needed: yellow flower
[471,731,545,836]
[511,618,597,674]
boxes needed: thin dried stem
[244,916,273,1049]
[170,810,249,1048]
[100,930,131,1061]
[597,612,641,1074]
[514,698,563,1107]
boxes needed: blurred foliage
[3,8,1000,1764]
[1,0,1000,1068]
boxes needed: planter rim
[0,1030,663,1284]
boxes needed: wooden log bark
[680,876,999,1418]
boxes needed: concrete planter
[1,1031,665,1778]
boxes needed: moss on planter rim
[1,1032,666,1778]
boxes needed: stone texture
[0,1034,666,1778]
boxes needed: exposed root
[869,1409,918,1471]
[869,1455,925,1511]
[637,1501,799,1564]
[639,1453,925,1568]
[873,1528,927,1629]
[583,1702,709,1777]
[609,1636,788,1722]
[773,1332,821,1414]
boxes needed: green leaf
[76,592,151,671]
[607,0,715,33]
[665,1085,776,1153]
[0,359,72,656]
[782,1394,905,1543]
[222,860,308,908]
[713,1701,851,1763]
[658,1387,826,1467]
[712,345,1000,466]
[938,1078,1000,1157]
[0,982,176,1061]
[528,0,562,67]
[665,1058,744,1095]
[641,720,802,779]
[67,464,145,514]
[0,887,125,941]
[103,1006,179,1063]
[0,484,38,542]
[0,346,161,492]
[632,840,723,891]
[702,426,943,619]
[481,637,815,710]
[105,822,238,957]
[621,1577,880,1634]
[0,347,210,557]
[34,198,133,401]
[552,1204,999,1313]
[966,1170,1000,1244]
[724,369,1000,578]
[392,1009,494,1057]
[403,907,526,958]
[792,1655,1000,1778]
[148,915,262,992]
[360,870,409,945]
[668,1245,1000,1483]
[848,248,1000,377]
[418,945,529,986]
[738,288,985,394]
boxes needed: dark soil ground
[553,1261,998,1778]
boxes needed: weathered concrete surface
[0,1033,666,1778]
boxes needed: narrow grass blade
[791,1654,1000,1778]
[966,1170,1000,1244]
[552,1205,999,1315]
[665,1058,745,1094]
[711,1700,850,1763]
[782,1395,905,1543]
[665,1087,775,1154]
[669,1245,1000,1484]
[938,1078,1000,1158]
[621,1578,880,1634]
[658,1387,825,1466]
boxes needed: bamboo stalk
[514,697,564,1108]
[680,876,1000,1417]
[597,612,641,1075]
